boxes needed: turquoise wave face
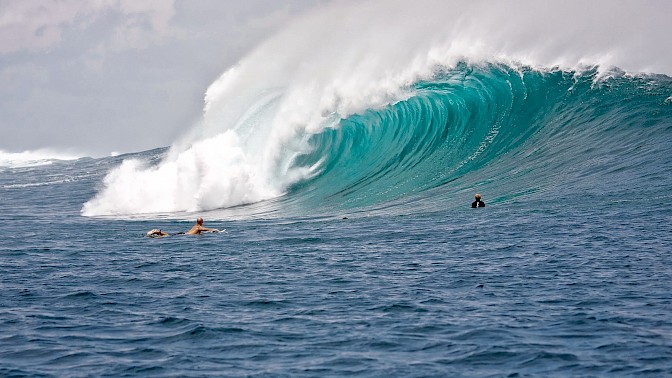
[285,63,672,215]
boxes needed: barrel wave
[82,60,672,218]
[281,64,672,215]
[81,0,672,218]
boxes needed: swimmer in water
[471,193,485,208]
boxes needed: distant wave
[0,149,82,168]
[81,0,672,217]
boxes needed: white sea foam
[0,149,81,168]
[82,0,672,216]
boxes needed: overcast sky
[0,0,326,156]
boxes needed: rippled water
[1,159,671,376]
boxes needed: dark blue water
[2,65,672,376]
[2,160,671,376]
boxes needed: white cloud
[0,1,105,53]
[0,0,176,54]
[106,0,177,51]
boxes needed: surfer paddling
[146,229,169,237]
[186,217,218,234]
[471,193,485,208]
[146,217,220,237]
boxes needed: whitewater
[2,0,672,376]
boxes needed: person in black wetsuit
[471,193,485,208]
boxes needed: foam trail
[82,0,672,216]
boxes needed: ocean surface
[2,63,672,376]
